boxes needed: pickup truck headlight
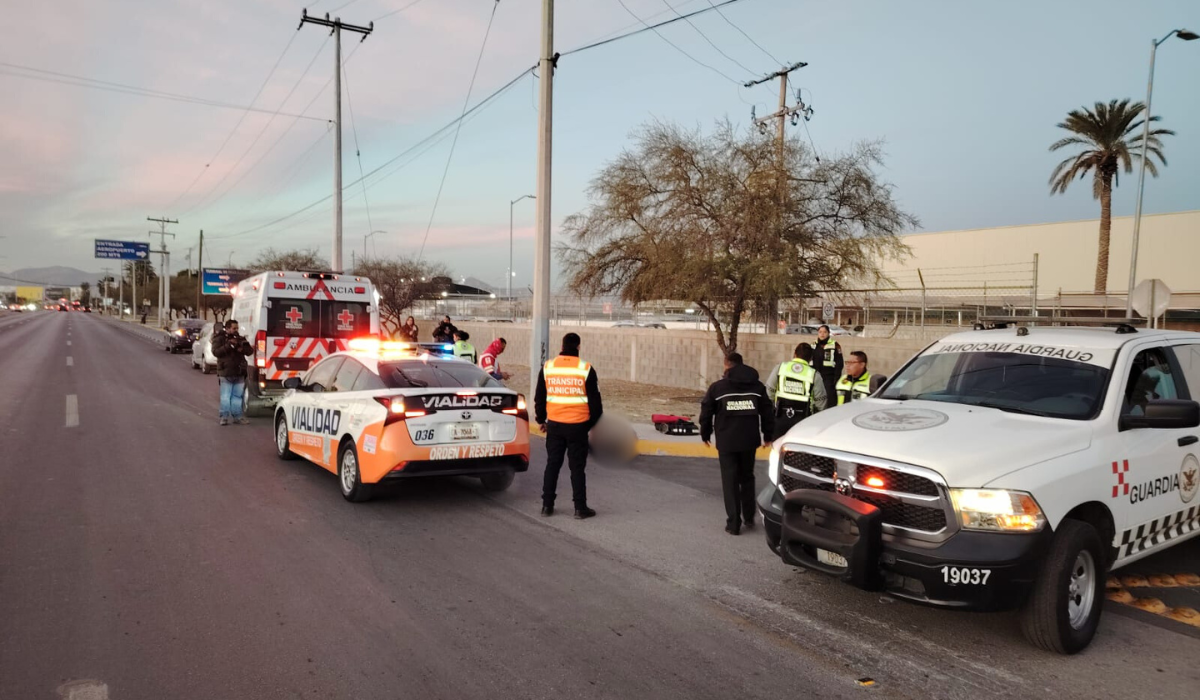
[950,489,1046,532]
[768,448,780,485]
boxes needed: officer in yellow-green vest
[452,330,476,364]
[764,343,828,440]
[812,324,843,406]
[836,351,873,405]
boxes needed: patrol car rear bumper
[758,485,1052,612]
[382,455,529,480]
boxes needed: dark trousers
[542,421,590,507]
[718,450,757,526]
[773,402,809,440]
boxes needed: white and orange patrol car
[273,339,531,502]
[231,271,380,415]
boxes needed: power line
[560,0,747,57]
[373,0,428,22]
[182,35,331,218]
[209,67,532,242]
[704,0,781,65]
[416,0,502,262]
[162,30,302,212]
[0,61,327,122]
[612,0,741,84]
[659,0,757,76]
[342,61,374,238]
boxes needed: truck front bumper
[758,485,1052,612]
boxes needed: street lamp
[510,194,535,319]
[364,230,385,259]
[1125,28,1197,318]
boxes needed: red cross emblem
[337,309,354,329]
[1111,459,1130,498]
[285,307,303,325]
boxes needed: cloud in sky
[2,0,1198,284]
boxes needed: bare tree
[560,120,916,354]
[247,248,328,273]
[353,256,450,336]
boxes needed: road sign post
[94,239,150,261]
[201,268,250,296]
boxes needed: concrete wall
[442,322,928,391]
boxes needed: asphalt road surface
[1,310,1198,700]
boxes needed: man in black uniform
[812,324,843,407]
[700,353,775,536]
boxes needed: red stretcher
[652,414,698,436]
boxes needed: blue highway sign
[202,268,250,296]
[94,239,151,260]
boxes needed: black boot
[725,523,741,536]
[540,505,554,517]
[574,506,597,520]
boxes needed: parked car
[166,319,205,353]
[190,322,219,374]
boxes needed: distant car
[785,323,852,336]
[166,319,205,353]
[611,321,666,329]
[191,322,220,373]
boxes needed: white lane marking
[57,680,109,699]
[67,340,72,346]
[65,395,79,428]
[67,356,74,367]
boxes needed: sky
[1,0,1198,289]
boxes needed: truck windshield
[879,351,1109,420]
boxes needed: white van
[231,271,380,414]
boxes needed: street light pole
[1125,28,1197,318]
[510,195,534,320]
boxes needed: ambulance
[231,271,380,415]
[759,322,1200,654]
[274,339,530,502]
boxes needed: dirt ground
[500,364,704,424]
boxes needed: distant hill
[0,266,103,287]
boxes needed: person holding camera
[211,319,254,426]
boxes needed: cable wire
[704,0,781,65]
[416,0,502,261]
[659,0,757,76]
[561,0,747,57]
[182,35,330,218]
[162,30,301,212]
[373,0,428,22]
[342,61,374,239]
[0,62,326,121]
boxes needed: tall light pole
[365,230,385,259]
[1125,28,1197,318]
[510,195,535,319]
[531,0,555,402]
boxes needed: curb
[634,440,770,459]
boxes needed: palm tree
[1049,99,1172,293]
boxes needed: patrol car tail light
[502,394,529,420]
[374,397,426,424]
[950,489,1046,532]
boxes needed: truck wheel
[339,443,373,503]
[1019,519,1105,654]
[479,470,515,492]
[275,413,297,461]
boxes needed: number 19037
[941,566,991,585]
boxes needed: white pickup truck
[758,324,1200,653]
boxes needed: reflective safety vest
[813,339,838,369]
[776,360,816,404]
[836,371,872,405]
[453,340,476,364]
[544,355,592,424]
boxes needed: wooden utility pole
[747,61,807,334]
[299,9,374,274]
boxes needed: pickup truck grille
[779,448,951,535]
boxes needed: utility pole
[299,9,373,274]
[531,0,557,401]
[101,267,110,314]
[747,61,808,335]
[148,216,177,328]
[196,230,204,320]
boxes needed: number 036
[941,566,991,585]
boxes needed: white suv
[758,324,1200,654]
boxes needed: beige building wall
[890,210,1200,295]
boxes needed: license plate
[816,548,848,568]
[452,423,480,441]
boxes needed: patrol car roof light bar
[975,315,1144,331]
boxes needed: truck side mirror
[282,377,303,391]
[1119,400,1200,431]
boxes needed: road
[1,310,1197,700]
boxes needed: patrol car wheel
[275,413,297,461]
[479,469,515,492]
[339,443,373,503]
[1019,519,1104,654]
